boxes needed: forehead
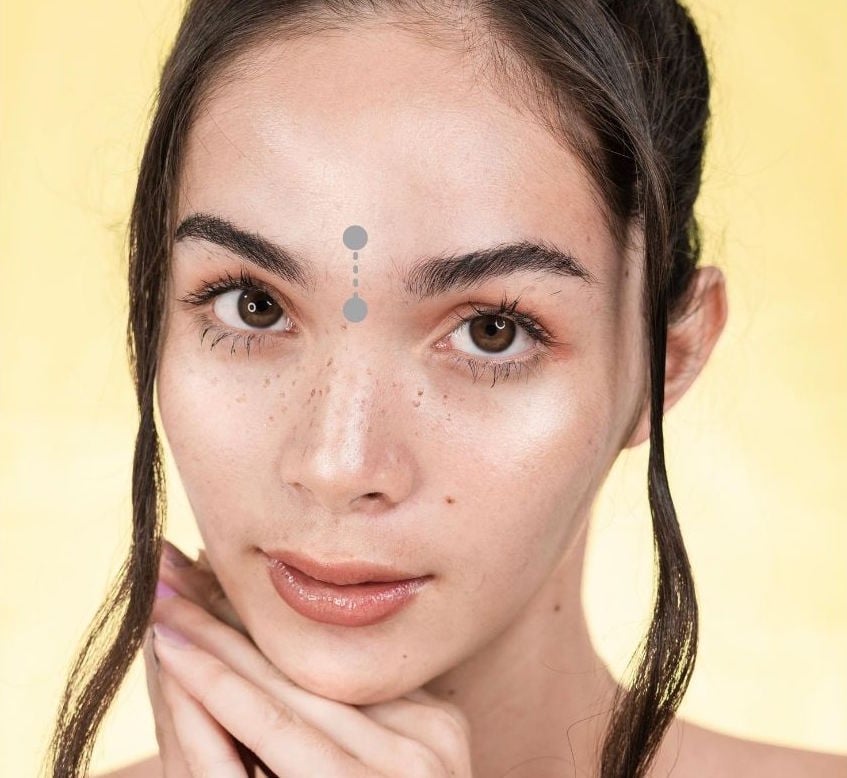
[177,23,619,285]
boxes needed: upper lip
[264,549,428,586]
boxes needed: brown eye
[237,289,282,328]
[212,288,290,331]
[448,310,539,362]
[467,315,517,353]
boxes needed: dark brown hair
[43,1,710,775]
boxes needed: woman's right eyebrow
[173,211,599,301]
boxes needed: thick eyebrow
[174,212,598,301]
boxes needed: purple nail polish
[163,540,192,568]
[152,622,193,648]
[155,580,178,599]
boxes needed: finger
[150,591,261,776]
[155,656,249,778]
[142,627,193,778]
[403,688,473,741]
[159,540,246,634]
[359,693,474,776]
[152,624,376,778]
[152,593,443,776]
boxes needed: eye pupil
[238,289,282,327]
[470,315,514,353]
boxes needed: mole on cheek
[445,496,455,504]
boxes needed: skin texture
[150,21,733,776]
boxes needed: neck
[423,516,622,777]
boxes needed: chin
[279,657,426,706]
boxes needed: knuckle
[435,707,471,742]
[400,741,445,778]
[186,754,244,778]
[251,700,297,754]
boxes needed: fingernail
[152,622,193,648]
[155,580,178,599]
[163,540,192,568]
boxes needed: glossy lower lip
[267,559,432,627]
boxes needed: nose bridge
[309,334,395,429]
[284,336,412,514]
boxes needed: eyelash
[176,268,563,387]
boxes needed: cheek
[157,340,283,520]
[431,389,607,622]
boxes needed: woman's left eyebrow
[174,211,599,301]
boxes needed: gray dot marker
[342,225,369,322]
[343,225,368,251]
[343,293,368,322]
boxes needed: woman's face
[157,25,646,705]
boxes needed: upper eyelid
[178,273,557,347]
[176,269,278,304]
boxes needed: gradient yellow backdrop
[1,1,845,775]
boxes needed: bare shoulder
[653,717,847,777]
[92,754,162,778]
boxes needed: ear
[623,265,728,449]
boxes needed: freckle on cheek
[445,495,455,504]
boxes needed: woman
[42,1,846,776]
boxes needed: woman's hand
[144,540,474,777]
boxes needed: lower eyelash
[197,317,551,386]
[197,315,268,358]
[187,282,559,384]
[448,351,548,388]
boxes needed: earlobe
[623,266,728,450]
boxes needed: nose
[281,384,416,517]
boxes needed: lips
[263,550,433,627]
[263,548,424,585]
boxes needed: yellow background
[1,1,845,774]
